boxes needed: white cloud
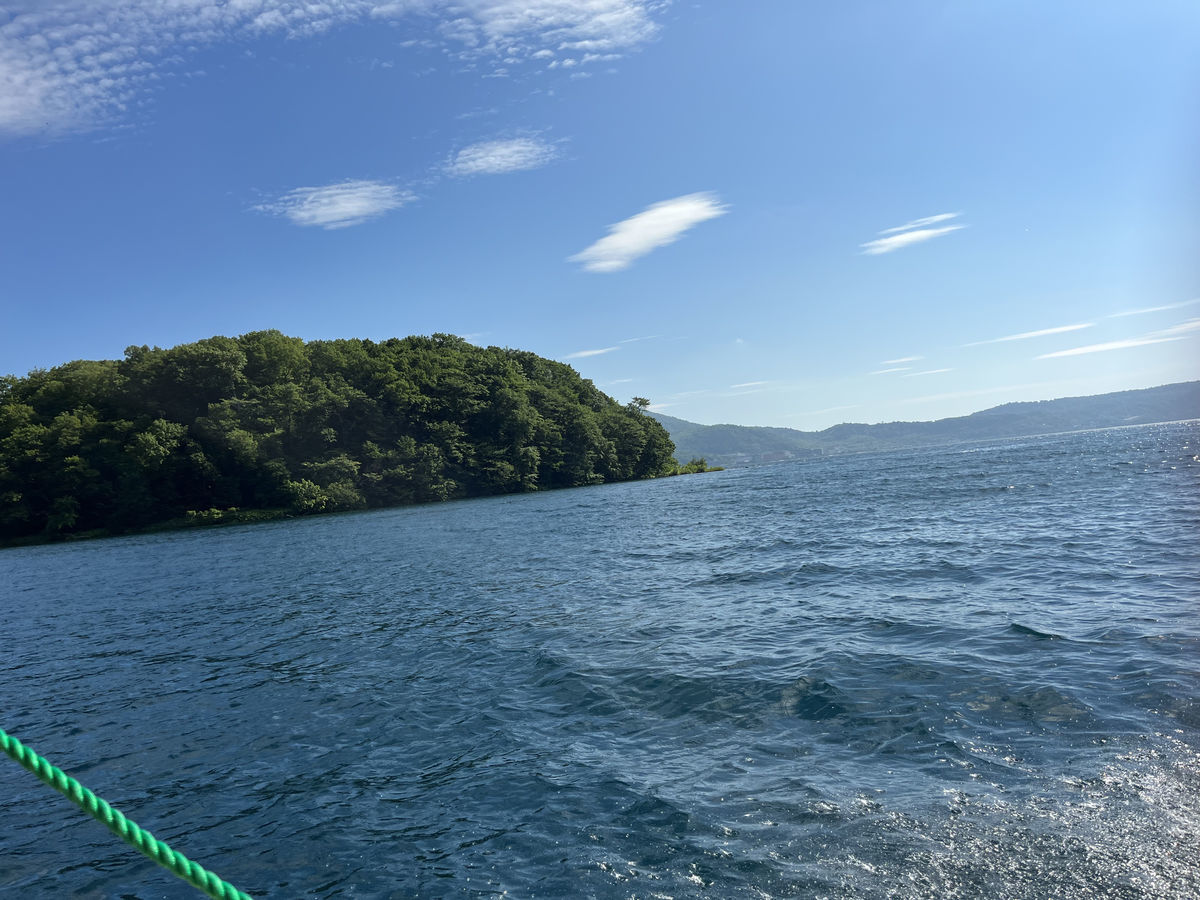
[1037,317,1200,359]
[569,192,728,273]
[965,322,1093,346]
[439,0,661,56]
[862,212,964,254]
[860,225,964,255]
[446,136,559,176]
[903,368,953,377]
[730,381,768,389]
[1036,337,1181,359]
[871,367,910,375]
[0,1,663,136]
[1153,317,1200,338]
[1106,298,1200,318]
[882,355,923,364]
[565,346,619,358]
[256,180,411,229]
[878,212,960,235]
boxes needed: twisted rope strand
[0,727,253,900]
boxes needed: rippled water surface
[3,422,1199,898]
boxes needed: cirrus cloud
[964,322,1094,346]
[861,212,964,255]
[569,192,728,273]
[446,137,559,176]
[861,225,964,255]
[255,180,412,229]
[0,1,664,136]
[1036,317,1200,359]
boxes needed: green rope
[0,727,253,900]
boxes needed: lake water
[3,422,1198,898]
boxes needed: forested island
[0,332,688,546]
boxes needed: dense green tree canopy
[0,333,678,544]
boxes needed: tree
[0,332,680,544]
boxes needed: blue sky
[2,1,1197,429]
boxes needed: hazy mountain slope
[648,414,822,463]
[651,381,1200,465]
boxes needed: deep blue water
[2,422,1199,899]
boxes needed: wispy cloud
[861,213,964,255]
[569,192,728,273]
[1036,318,1199,359]
[446,137,559,176]
[256,180,412,229]
[965,322,1093,346]
[1155,317,1200,338]
[878,213,960,235]
[882,355,923,364]
[871,367,911,375]
[0,1,663,136]
[620,335,660,343]
[904,368,953,377]
[1036,338,1180,359]
[861,225,964,255]
[565,346,619,358]
[730,381,769,389]
[1106,298,1200,318]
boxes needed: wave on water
[1,422,1198,897]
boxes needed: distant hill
[649,414,824,465]
[651,381,1200,466]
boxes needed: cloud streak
[904,368,953,377]
[0,1,663,136]
[256,180,412,229]
[862,212,963,255]
[565,346,619,358]
[569,192,728,273]
[1036,318,1200,359]
[446,137,559,176]
[1106,298,1200,318]
[861,225,964,255]
[1035,337,1182,359]
[878,213,960,235]
[965,322,1093,346]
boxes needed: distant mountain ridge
[651,381,1200,466]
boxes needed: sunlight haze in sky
[2,1,1197,429]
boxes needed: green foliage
[0,331,678,544]
[670,457,721,476]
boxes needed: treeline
[0,332,678,544]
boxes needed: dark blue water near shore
[3,422,1198,898]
